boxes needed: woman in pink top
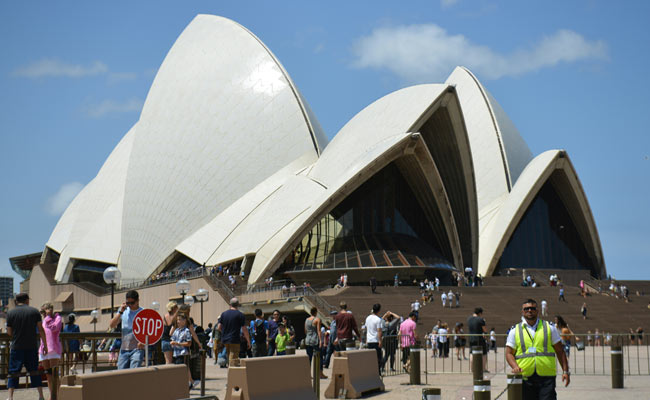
[399,312,418,371]
[40,302,62,400]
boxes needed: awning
[54,291,73,303]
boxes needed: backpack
[254,320,266,343]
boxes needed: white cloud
[84,97,144,118]
[13,59,108,78]
[441,0,460,8]
[46,182,84,216]
[108,72,137,84]
[351,24,607,82]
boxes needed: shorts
[39,352,61,362]
[173,355,188,365]
[161,340,173,352]
[469,338,488,355]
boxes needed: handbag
[575,341,585,351]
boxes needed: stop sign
[133,309,164,345]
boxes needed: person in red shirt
[333,301,360,349]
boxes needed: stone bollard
[611,345,624,389]
[286,344,296,355]
[421,387,441,400]
[506,374,522,400]
[345,341,356,352]
[313,349,321,399]
[471,346,484,381]
[200,349,206,396]
[409,347,421,385]
[473,379,491,400]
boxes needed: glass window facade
[496,180,596,275]
[280,163,455,272]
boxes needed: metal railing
[304,287,337,315]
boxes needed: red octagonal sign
[133,309,164,345]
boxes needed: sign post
[133,309,164,366]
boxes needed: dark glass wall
[496,180,595,274]
[282,163,455,271]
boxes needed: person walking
[540,299,548,317]
[400,312,418,372]
[324,311,338,368]
[447,290,454,308]
[218,297,250,367]
[441,291,447,308]
[454,323,467,360]
[110,290,144,369]
[506,299,570,399]
[468,307,489,373]
[370,276,377,294]
[333,301,360,349]
[304,307,327,378]
[381,311,401,372]
[40,302,62,399]
[6,293,48,400]
[250,309,269,357]
[437,322,449,358]
[267,309,281,356]
[162,301,179,364]
[411,299,421,321]
[581,303,587,320]
[63,314,81,374]
[364,303,383,374]
[558,286,566,302]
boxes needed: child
[170,314,194,389]
[275,323,291,355]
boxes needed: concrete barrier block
[225,354,316,400]
[325,349,384,399]
[59,364,189,400]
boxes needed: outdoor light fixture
[195,288,209,327]
[90,309,99,333]
[176,278,191,304]
[103,267,121,318]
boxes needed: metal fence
[369,333,649,377]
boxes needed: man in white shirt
[540,299,548,317]
[364,303,383,374]
[441,292,447,308]
[411,300,421,321]
[505,299,569,399]
[447,290,454,308]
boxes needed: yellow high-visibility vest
[514,320,556,377]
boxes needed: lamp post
[103,267,121,318]
[176,279,191,304]
[90,309,99,333]
[151,301,160,312]
[184,295,195,306]
[195,288,209,327]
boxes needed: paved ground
[6,349,650,399]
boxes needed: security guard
[505,299,570,400]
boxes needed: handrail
[205,273,235,300]
[304,287,336,316]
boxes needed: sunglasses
[126,301,136,305]
[523,307,537,311]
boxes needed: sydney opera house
[12,14,606,291]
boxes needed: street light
[176,279,191,304]
[184,295,195,306]
[103,266,121,318]
[90,309,99,333]
[195,288,209,327]
[151,301,160,311]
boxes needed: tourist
[437,322,449,358]
[304,307,327,378]
[40,302,62,399]
[250,309,269,357]
[556,316,579,357]
[267,309,281,356]
[506,299,570,398]
[541,299,548,317]
[399,312,418,371]
[468,307,489,373]
[455,291,461,308]
[447,289,454,308]
[282,315,296,343]
[333,301,360,349]
[411,299,421,321]
[170,314,194,389]
[364,303,383,374]
[110,290,144,369]
[558,285,566,302]
[6,293,47,400]
[441,291,447,308]
[454,323,467,360]
[275,323,291,355]
[63,314,80,374]
[581,303,588,320]
[490,327,497,353]
[162,301,179,364]
[369,276,377,293]
[324,311,338,368]
[218,297,250,367]
[381,311,401,372]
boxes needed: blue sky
[1,1,649,292]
